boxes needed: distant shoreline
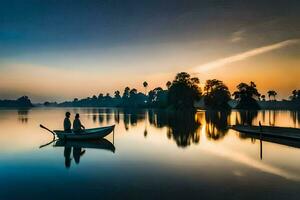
[1,100,299,111]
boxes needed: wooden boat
[231,125,300,140]
[53,125,115,140]
[54,138,115,153]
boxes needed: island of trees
[0,96,33,108]
[1,72,300,110]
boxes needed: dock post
[259,121,263,160]
[260,137,263,160]
[259,121,262,132]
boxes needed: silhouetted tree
[128,88,137,106]
[17,96,33,107]
[114,90,121,99]
[122,87,130,99]
[98,93,104,99]
[267,90,277,101]
[143,81,148,95]
[148,87,168,108]
[204,79,231,110]
[232,81,260,109]
[0,96,33,107]
[167,72,202,110]
[129,88,137,97]
[261,95,266,101]
[44,101,58,107]
[291,90,300,101]
[148,87,162,103]
[166,81,171,89]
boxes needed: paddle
[40,124,56,138]
[39,138,57,149]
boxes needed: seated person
[64,112,71,132]
[73,113,85,133]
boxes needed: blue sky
[0,0,299,102]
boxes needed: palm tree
[267,90,277,101]
[122,87,130,99]
[143,81,148,95]
[114,90,121,99]
[166,81,171,89]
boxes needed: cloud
[230,30,245,43]
[193,39,300,73]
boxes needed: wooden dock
[231,125,300,140]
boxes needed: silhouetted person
[64,146,72,169]
[64,112,71,132]
[73,113,85,133]
[73,147,85,164]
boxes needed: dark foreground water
[1,108,300,200]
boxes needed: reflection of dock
[231,125,300,149]
[231,125,300,140]
[240,133,300,149]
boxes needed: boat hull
[54,125,115,140]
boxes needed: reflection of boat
[54,138,115,153]
[54,125,115,140]
[231,125,300,140]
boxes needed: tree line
[44,72,300,110]
[1,72,300,109]
[47,72,199,110]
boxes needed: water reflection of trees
[83,108,202,147]
[110,108,201,147]
[106,108,112,123]
[268,110,277,126]
[235,110,258,126]
[148,110,201,147]
[17,109,29,123]
[92,108,97,123]
[84,108,115,125]
[114,109,120,124]
[290,111,300,127]
[205,110,231,141]
[122,109,147,131]
[82,108,279,145]
[235,110,258,140]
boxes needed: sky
[0,0,299,102]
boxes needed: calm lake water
[1,108,300,200]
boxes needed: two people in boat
[64,112,85,133]
[63,112,86,168]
